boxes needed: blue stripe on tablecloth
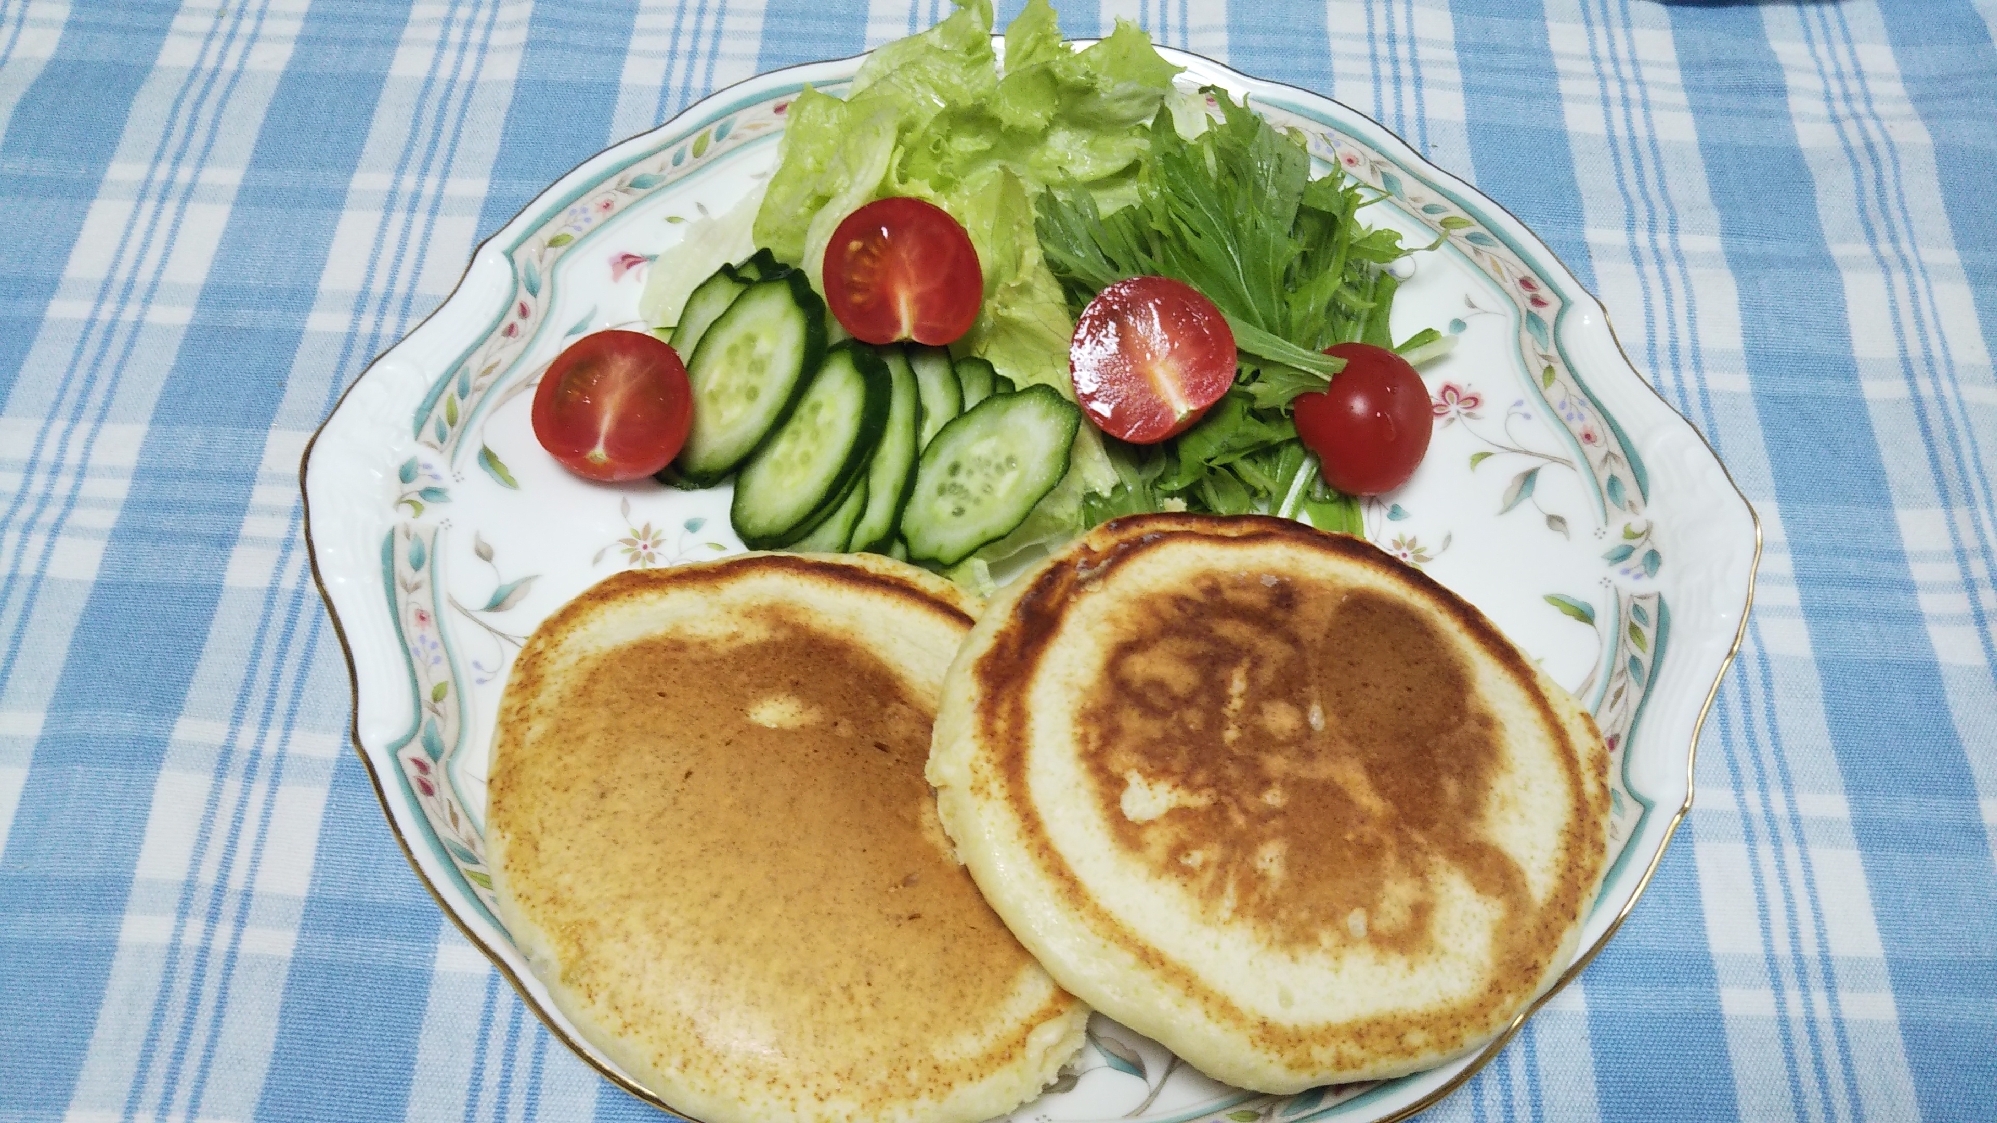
[252,752,443,1123]
[477,1,641,244]
[463,972,504,1123]
[23,0,403,1116]
[752,0,866,74]
[1224,2,1331,106]
[1452,0,1594,287]
[1818,2,1997,667]
[1879,4,1997,497]
[0,4,270,1117]
[0,0,178,409]
[1585,843,1741,1121]
[102,0,409,1110]
[1668,5,1997,1118]
[1574,3,1855,1116]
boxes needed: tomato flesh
[531,329,693,482]
[822,197,982,346]
[1069,276,1237,444]
[1292,342,1431,495]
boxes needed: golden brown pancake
[487,553,1088,1123]
[928,515,1610,1091]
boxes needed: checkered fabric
[1,1,1993,1120]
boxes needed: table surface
[3,1,1994,1120]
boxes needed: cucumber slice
[675,273,827,486]
[791,476,869,552]
[730,342,891,548]
[954,355,997,410]
[992,372,1016,395]
[729,247,793,282]
[669,266,748,357]
[849,347,922,554]
[901,384,1081,566]
[908,345,961,447]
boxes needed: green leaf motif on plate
[1439,215,1473,230]
[629,172,666,190]
[1091,1033,1143,1079]
[482,576,537,613]
[1541,364,1556,389]
[1421,203,1447,215]
[463,869,493,889]
[1465,230,1497,247]
[521,256,541,296]
[546,232,574,248]
[478,446,519,489]
[398,458,417,485]
[692,129,711,158]
[417,487,449,503]
[1227,1112,1261,1123]
[1379,171,1404,197]
[1282,1087,1329,1117]
[431,681,449,702]
[1631,603,1650,626]
[408,537,427,571]
[1500,466,1540,513]
[1629,622,1648,651]
[420,719,445,760]
[1525,310,1550,349]
[1642,548,1662,578]
[1544,593,1596,625]
[443,394,458,427]
[1604,543,1635,564]
[1469,450,1492,470]
[1607,474,1628,510]
[1627,655,1646,686]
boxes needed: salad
[532,0,1448,586]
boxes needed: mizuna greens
[1037,90,1446,532]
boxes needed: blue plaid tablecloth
[2,0,1993,1120]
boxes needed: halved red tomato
[531,329,692,481]
[1069,276,1237,444]
[822,197,982,346]
[1292,342,1431,495]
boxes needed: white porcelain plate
[303,44,1759,1123]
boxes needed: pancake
[927,514,1611,1091]
[487,552,1089,1123]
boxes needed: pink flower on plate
[1431,382,1482,426]
[412,607,432,629]
[1341,150,1363,169]
[609,252,652,283]
[1580,423,1601,446]
[595,197,615,215]
[414,774,435,797]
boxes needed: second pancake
[928,514,1611,1092]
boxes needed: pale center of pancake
[1077,574,1528,957]
[493,607,1044,1101]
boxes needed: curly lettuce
[750,0,1182,509]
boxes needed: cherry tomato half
[1069,276,1237,444]
[1292,342,1431,496]
[531,329,693,482]
[822,197,983,346]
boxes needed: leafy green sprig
[1037,88,1435,528]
